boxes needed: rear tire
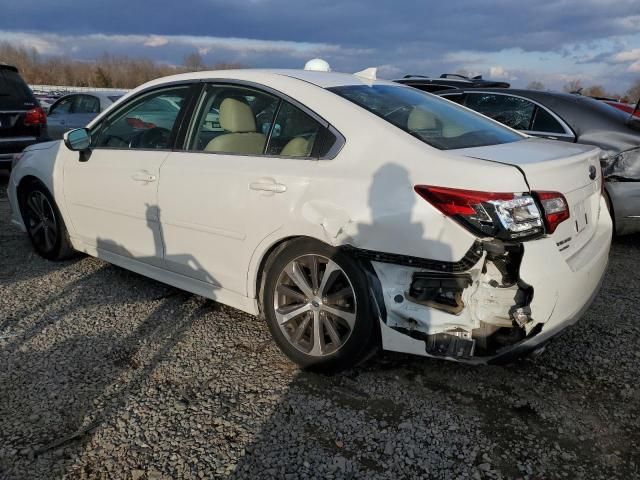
[20,181,75,261]
[261,238,378,372]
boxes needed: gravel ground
[0,170,639,480]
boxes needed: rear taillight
[415,185,544,240]
[533,191,570,234]
[24,106,47,126]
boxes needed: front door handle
[132,171,157,183]
[249,179,287,193]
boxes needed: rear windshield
[329,84,523,150]
[0,69,36,110]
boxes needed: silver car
[47,92,124,139]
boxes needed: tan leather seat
[280,136,312,157]
[407,108,437,131]
[205,98,266,154]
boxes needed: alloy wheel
[273,254,357,357]
[24,190,58,253]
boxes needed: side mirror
[64,128,91,151]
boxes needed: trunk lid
[455,138,603,260]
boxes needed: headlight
[602,148,640,180]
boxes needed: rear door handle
[132,171,157,183]
[249,179,287,193]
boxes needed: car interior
[189,86,321,157]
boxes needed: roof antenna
[354,67,377,80]
[304,58,331,72]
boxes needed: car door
[463,92,575,142]
[47,96,74,139]
[158,83,328,295]
[63,84,193,265]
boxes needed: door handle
[249,180,287,193]
[132,171,157,183]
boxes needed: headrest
[407,108,437,130]
[219,98,256,133]
[281,137,311,156]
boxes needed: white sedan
[7,69,612,371]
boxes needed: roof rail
[440,73,478,80]
[403,74,430,79]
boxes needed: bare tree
[0,41,243,88]
[582,85,607,98]
[184,52,206,72]
[627,79,640,103]
[563,79,583,93]
[526,80,545,90]
[94,67,113,88]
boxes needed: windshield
[329,84,523,150]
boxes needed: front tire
[262,238,378,372]
[20,181,75,261]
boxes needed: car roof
[135,68,398,91]
[57,91,126,101]
[0,63,19,72]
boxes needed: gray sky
[1,0,639,92]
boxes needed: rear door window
[530,107,566,134]
[187,84,280,155]
[0,69,36,110]
[464,93,535,130]
[265,101,322,157]
[73,95,100,114]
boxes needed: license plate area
[573,200,588,234]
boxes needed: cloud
[489,66,508,79]
[144,35,169,47]
[613,48,640,63]
[1,0,639,92]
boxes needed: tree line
[0,42,241,89]
[2,40,639,101]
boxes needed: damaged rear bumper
[365,196,612,364]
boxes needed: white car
[7,69,612,371]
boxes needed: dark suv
[394,73,510,93]
[0,63,48,169]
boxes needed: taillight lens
[24,106,47,126]
[415,185,544,240]
[533,191,570,234]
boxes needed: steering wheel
[129,127,171,149]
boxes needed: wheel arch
[16,175,49,214]
[252,235,317,315]
[603,184,616,235]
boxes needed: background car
[603,99,640,118]
[435,87,640,235]
[394,73,510,93]
[46,91,124,139]
[0,63,48,170]
[8,69,610,371]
